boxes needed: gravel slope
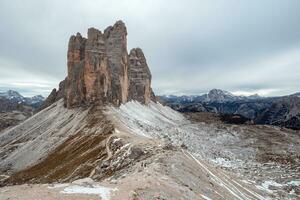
[0,100,90,174]
[0,100,299,199]
[108,101,300,199]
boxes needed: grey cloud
[0,0,299,97]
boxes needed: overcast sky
[0,0,299,97]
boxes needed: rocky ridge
[37,78,67,111]
[159,89,274,120]
[160,90,300,130]
[159,89,264,104]
[256,95,300,130]
[0,90,44,108]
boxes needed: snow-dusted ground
[108,101,300,199]
[109,101,186,139]
[109,101,246,160]
[0,100,298,199]
[55,178,118,200]
[0,100,89,173]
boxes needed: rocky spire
[65,20,155,108]
[128,48,155,104]
[67,33,87,107]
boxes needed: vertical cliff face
[83,27,111,106]
[66,20,155,108]
[128,48,154,104]
[67,33,87,107]
[104,21,129,105]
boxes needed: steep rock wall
[128,48,155,104]
[66,20,155,108]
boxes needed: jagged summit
[0,90,23,101]
[66,20,155,108]
[0,90,45,105]
[205,89,235,102]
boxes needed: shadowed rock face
[128,48,155,104]
[66,20,155,108]
[67,33,87,107]
[255,96,300,130]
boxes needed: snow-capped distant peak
[0,90,23,99]
[205,89,237,103]
[0,90,44,105]
[0,90,25,102]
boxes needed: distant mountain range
[256,95,300,130]
[160,89,264,104]
[0,90,45,131]
[0,90,44,108]
[159,89,300,130]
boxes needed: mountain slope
[159,89,264,104]
[0,100,90,176]
[204,89,239,102]
[160,91,274,120]
[0,90,45,132]
[0,100,270,199]
[159,90,300,130]
[1,97,299,199]
[109,101,300,199]
[256,96,300,130]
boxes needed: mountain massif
[159,89,300,130]
[0,90,44,131]
[256,94,300,130]
[0,21,299,200]
[0,90,44,109]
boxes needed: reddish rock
[65,20,155,108]
[67,33,87,107]
[84,27,111,105]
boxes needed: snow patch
[48,178,118,200]
[257,180,283,193]
[262,180,283,189]
[287,180,300,186]
[48,183,69,189]
[200,194,213,200]
[212,157,236,168]
[62,185,117,200]
[258,180,300,194]
[108,101,186,139]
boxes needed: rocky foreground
[0,100,299,199]
[0,100,267,199]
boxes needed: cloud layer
[0,0,299,97]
